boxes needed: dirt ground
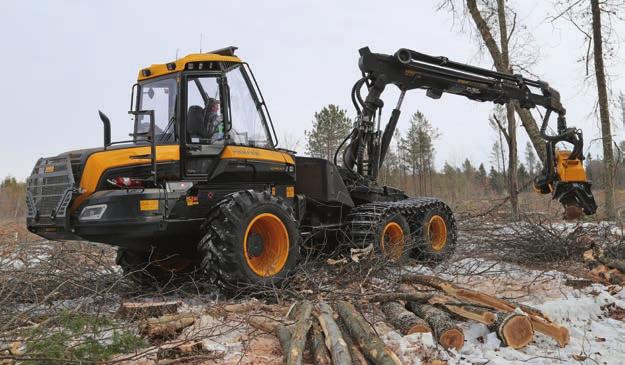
[0,217,624,365]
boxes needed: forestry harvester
[26,47,597,289]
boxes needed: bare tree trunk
[590,0,616,219]
[497,0,519,220]
[466,0,547,165]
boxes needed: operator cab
[132,47,277,177]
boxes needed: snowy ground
[378,259,625,365]
[1,220,625,365]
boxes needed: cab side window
[186,76,224,145]
[227,67,270,148]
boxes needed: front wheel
[197,190,300,291]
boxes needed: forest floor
[0,217,624,365]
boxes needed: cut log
[405,302,464,351]
[336,315,369,365]
[317,302,352,365]
[597,255,625,274]
[435,303,496,325]
[157,340,205,359]
[284,301,313,365]
[370,293,433,303]
[487,313,534,349]
[139,313,195,339]
[309,320,331,365]
[336,301,402,365]
[403,274,570,347]
[381,301,431,335]
[118,301,180,319]
[247,315,283,334]
[276,324,293,352]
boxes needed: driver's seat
[187,105,208,140]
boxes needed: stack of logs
[256,275,569,365]
[584,246,625,285]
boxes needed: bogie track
[345,197,457,263]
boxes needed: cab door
[180,73,226,179]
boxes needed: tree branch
[492,114,511,143]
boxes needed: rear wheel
[377,213,411,262]
[412,205,456,264]
[116,248,195,287]
[197,190,300,291]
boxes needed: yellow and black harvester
[26,47,596,288]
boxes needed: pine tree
[304,104,352,161]
[477,163,488,187]
[400,111,439,195]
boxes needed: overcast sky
[1,0,624,180]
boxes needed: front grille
[69,152,84,184]
[26,154,76,219]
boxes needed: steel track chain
[345,197,457,248]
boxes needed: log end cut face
[502,315,534,349]
[439,328,464,350]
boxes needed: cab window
[226,67,270,148]
[136,77,177,143]
[186,76,224,145]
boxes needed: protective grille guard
[26,154,79,229]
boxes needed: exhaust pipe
[98,110,111,147]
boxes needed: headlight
[79,204,107,221]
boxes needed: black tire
[375,212,412,262]
[197,190,300,291]
[116,248,196,287]
[411,204,457,264]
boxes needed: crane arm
[342,47,596,217]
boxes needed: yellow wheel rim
[428,215,448,251]
[244,213,290,277]
[381,222,405,260]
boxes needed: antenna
[175,48,180,60]
[200,33,203,53]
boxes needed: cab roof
[137,46,242,81]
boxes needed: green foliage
[22,311,146,364]
[304,104,352,161]
[400,111,440,195]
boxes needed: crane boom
[341,47,596,217]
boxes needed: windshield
[135,77,178,143]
